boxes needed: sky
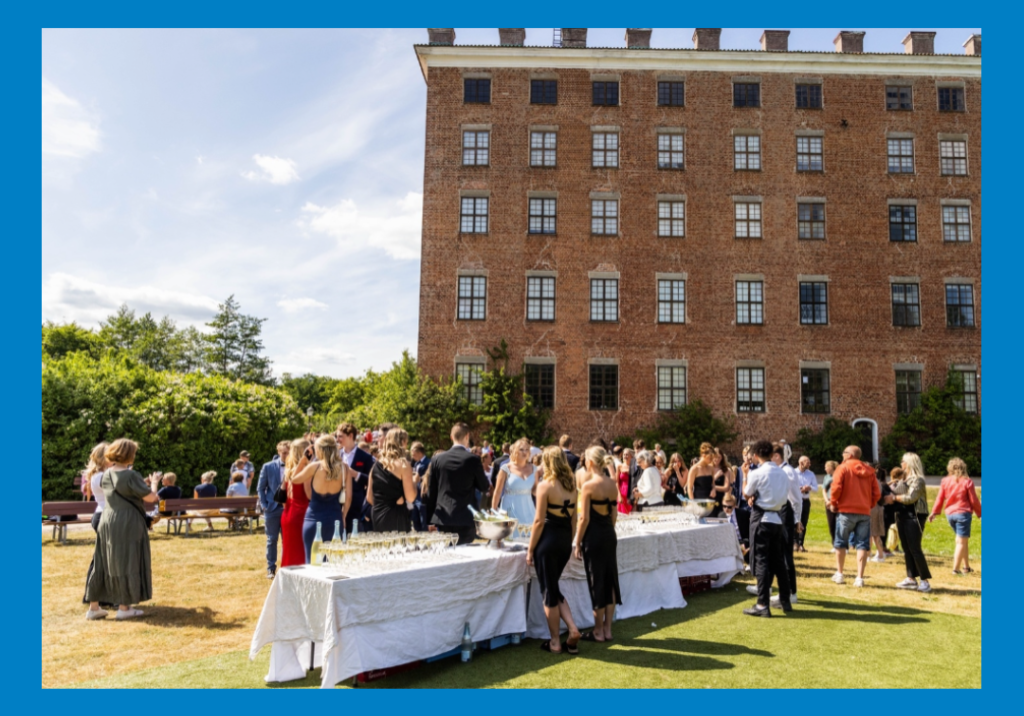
[41,27,981,379]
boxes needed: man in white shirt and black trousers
[742,440,792,617]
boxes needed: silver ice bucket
[474,518,518,548]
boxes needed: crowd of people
[76,425,979,634]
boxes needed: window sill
[455,318,488,322]
[529,165,558,169]
[527,232,557,237]
[938,109,967,113]
[590,320,620,324]
[796,169,825,174]
[591,234,619,238]
[463,102,491,106]
[942,240,973,244]
[940,174,970,178]
[658,235,686,239]
[886,108,914,112]
[887,171,916,175]
[591,166,620,170]
[801,411,832,416]
[459,232,490,236]
[736,323,765,327]
[800,323,830,327]
[657,321,686,325]
[796,106,823,110]
[530,102,558,107]
[592,104,620,108]
[734,237,764,241]
[892,324,923,329]
[888,240,918,244]
[656,104,686,109]
[733,105,762,109]
[589,408,620,412]
[526,319,556,323]
[798,238,827,242]
[657,167,686,171]
[734,168,762,172]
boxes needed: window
[795,84,822,109]
[657,134,684,169]
[946,284,975,327]
[657,279,685,323]
[464,79,490,104]
[889,205,917,242]
[658,81,685,106]
[734,83,760,107]
[938,87,965,112]
[592,81,619,106]
[592,133,619,168]
[737,367,765,413]
[526,276,556,321]
[951,370,978,413]
[886,85,912,111]
[658,201,685,237]
[887,139,914,173]
[801,368,830,414]
[940,140,968,176]
[796,137,823,172]
[657,366,687,411]
[530,132,557,167]
[735,202,762,238]
[591,200,618,235]
[896,370,922,414]
[799,282,828,325]
[798,203,825,240]
[455,363,484,405]
[589,364,618,410]
[530,80,557,105]
[462,131,490,166]
[460,197,489,233]
[590,278,618,322]
[943,206,971,242]
[524,364,555,409]
[734,135,761,170]
[891,284,921,327]
[456,276,486,320]
[528,198,556,234]
[736,281,764,325]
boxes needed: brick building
[414,28,981,459]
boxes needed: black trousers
[917,513,928,533]
[797,499,811,547]
[753,521,790,608]
[826,507,837,544]
[437,524,477,545]
[782,504,797,594]
[896,514,932,580]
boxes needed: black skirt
[534,515,573,607]
[582,510,622,611]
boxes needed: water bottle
[310,522,323,565]
[510,632,521,645]
[460,622,473,662]
[352,520,359,538]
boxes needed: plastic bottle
[461,622,473,662]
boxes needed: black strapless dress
[582,498,622,610]
[692,473,714,500]
[534,499,574,607]
[370,463,411,533]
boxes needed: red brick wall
[418,65,980,449]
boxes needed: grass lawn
[44,489,980,689]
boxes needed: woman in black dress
[576,445,622,643]
[663,453,686,506]
[527,447,581,655]
[367,428,417,532]
[687,442,717,504]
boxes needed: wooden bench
[42,501,96,544]
[159,497,263,536]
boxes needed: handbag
[885,523,900,552]
[273,479,288,505]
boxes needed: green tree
[476,340,551,446]
[42,321,101,360]
[633,400,738,463]
[204,295,274,385]
[324,377,367,417]
[793,417,866,472]
[280,373,338,415]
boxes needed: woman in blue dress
[491,438,539,527]
[290,434,347,562]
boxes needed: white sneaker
[830,548,836,554]
[115,608,144,620]
[853,577,865,588]
[85,608,108,620]
[896,578,918,590]
[769,593,797,606]
[746,585,760,595]
[869,555,885,563]
[917,580,931,593]
[831,572,845,585]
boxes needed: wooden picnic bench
[42,501,96,544]
[159,497,263,536]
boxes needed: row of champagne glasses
[319,531,459,568]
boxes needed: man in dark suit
[559,434,580,472]
[256,441,290,579]
[336,422,375,532]
[489,442,511,487]
[424,422,490,545]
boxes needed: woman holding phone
[279,437,311,567]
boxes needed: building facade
[414,29,981,457]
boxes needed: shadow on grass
[141,605,248,631]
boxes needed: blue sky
[41,27,980,378]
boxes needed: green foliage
[476,341,552,447]
[41,353,305,501]
[881,371,982,476]
[279,372,338,415]
[794,417,866,471]
[203,295,274,385]
[42,321,101,360]
[324,377,367,417]
[631,400,738,462]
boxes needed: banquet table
[251,522,743,688]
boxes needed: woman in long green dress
[84,438,161,620]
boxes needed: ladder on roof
[552,28,561,47]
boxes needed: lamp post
[306,406,314,433]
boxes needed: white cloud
[301,192,422,260]
[277,297,328,313]
[242,153,299,185]
[41,78,100,158]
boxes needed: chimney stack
[833,31,865,53]
[625,28,652,49]
[498,28,525,46]
[427,28,455,46]
[963,34,981,56]
[561,28,588,48]
[692,28,722,51]
[902,31,936,55]
[760,30,790,52]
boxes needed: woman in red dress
[280,437,311,567]
[617,461,633,515]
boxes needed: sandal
[963,567,974,573]
[580,631,600,642]
[566,641,579,655]
[540,641,563,654]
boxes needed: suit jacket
[564,450,580,472]
[346,446,375,477]
[489,454,510,486]
[424,446,490,527]
[256,457,285,514]
[628,462,643,505]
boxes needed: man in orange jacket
[828,445,882,587]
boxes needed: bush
[614,401,738,463]
[793,418,865,472]
[476,341,551,447]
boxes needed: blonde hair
[286,438,310,480]
[315,434,345,481]
[509,438,531,464]
[947,457,970,480]
[699,442,715,457]
[542,446,575,492]
[824,460,838,474]
[85,442,109,479]
[201,471,217,483]
[105,438,138,466]
[380,428,409,471]
[162,472,177,486]
[901,453,926,481]
[584,446,615,477]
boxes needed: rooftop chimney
[561,28,588,48]
[427,28,455,46]
[833,31,865,53]
[692,28,722,51]
[963,34,981,56]
[499,28,525,46]
[902,31,936,55]
[625,28,652,49]
[760,30,790,52]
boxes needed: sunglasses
[723,505,734,511]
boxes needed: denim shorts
[834,513,871,551]
[947,512,973,538]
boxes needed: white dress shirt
[636,466,664,505]
[743,462,789,525]
[780,462,802,518]
[797,469,818,498]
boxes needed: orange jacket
[829,459,881,515]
